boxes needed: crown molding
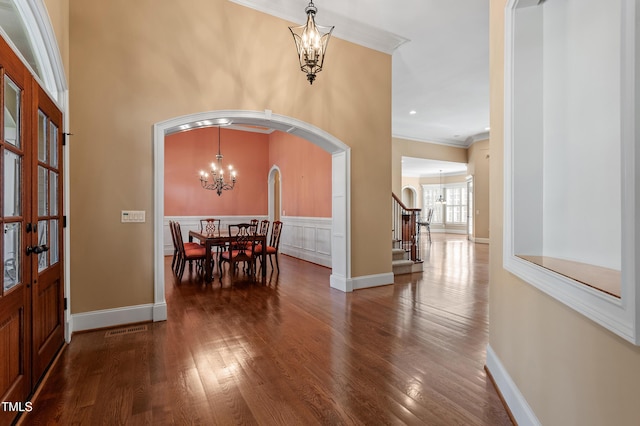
[228,0,408,54]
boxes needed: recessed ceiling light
[485,127,491,131]
[409,110,417,115]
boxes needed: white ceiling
[401,157,468,178]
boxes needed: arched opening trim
[152,110,352,320]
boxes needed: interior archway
[152,110,352,321]
[402,186,417,208]
[268,165,282,223]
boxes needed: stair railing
[392,193,422,262]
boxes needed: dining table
[189,229,267,282]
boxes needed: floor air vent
[105,324,148,338]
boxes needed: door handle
[26,245,49,255]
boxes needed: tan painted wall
[67,0,391,313]
[489,1,640,424]
[467,139,490,240]
[392,137,467,195]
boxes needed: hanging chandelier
[436,170,447,204]
[199,126,237,196]
[289,0,334,84]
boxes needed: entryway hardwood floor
[21,233,512,425]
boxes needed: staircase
[392,247,415,275]
[392,193,424,276]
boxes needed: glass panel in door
[3,222,21,290]
[0,64,29,425]
[4,77,20,147]
[31,93,64,383]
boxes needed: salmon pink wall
[165,128,331,218]
[268,131,332,217]
[165,127,269,216]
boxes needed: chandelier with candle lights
[199,126,237,196]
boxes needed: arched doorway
[402,186,417,208]
[152,110,352,321]
[268,165,282,222]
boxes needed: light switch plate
[121,210,146,223]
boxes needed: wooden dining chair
[169,220,201,274]
[258,219,270,237]
[249,219,259,235]
[169,220,179,274]
[199,218,225,268]
[172,221,207,280]
[200,218,221,235]
[219,223,259,282]
[254,220,283,272]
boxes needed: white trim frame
[7,1,71,341]
[154,110,352,321]
[503,0,639,344]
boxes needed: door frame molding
[6,0,70,341]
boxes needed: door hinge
[63,132,73,146]
[64,297,68,311]
[63,216,67,228]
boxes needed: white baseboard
[429,228,467,235]
[153,302,167,321]
[486,344,540,426]
[352,272,394,290]
[330,274,352,292]
[330,272,394,292]
[72,303,156,333]
[475,237,490,244]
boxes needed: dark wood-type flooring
[21,233,512,425]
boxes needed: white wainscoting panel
[280,217,332,268]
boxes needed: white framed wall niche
[503,0,640,343]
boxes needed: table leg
[205,241,213,282]
[262,240,267,278]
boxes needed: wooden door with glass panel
[30,84,64,382]
[0,41,31,424]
